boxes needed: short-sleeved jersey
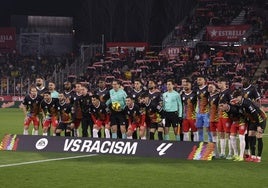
[218,88,232,118]
[40,98,59,117]
[22,94,43,115]
[143,100,162,123]
[89,102,109,122]
[124,103,143,124]
[57,101,72,123]
[240,98,267,126]
[129,88,145,106]
[181,91,197,120]
[95,88,109,102]
[36,87,48,97]
[70,92,83,119]
[227,105,244,122]
[79,94,92,116]
[196,85,209,114]
[147,89,162,105]
[208,93,219,122]
[242,85,261,102]
[64,90,75,101]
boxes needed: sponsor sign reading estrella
[0,134,215,160]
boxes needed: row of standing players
[22,76,266,162]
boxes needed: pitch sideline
[0,154,97,168]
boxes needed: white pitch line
[0,154,97,168]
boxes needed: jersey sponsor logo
[156,143,173,156]
[63,139,138,155]
[35,138,48,150]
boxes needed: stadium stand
[0,0,267,98]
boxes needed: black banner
[0,134,215,160]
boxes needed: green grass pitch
[0,108,267,188]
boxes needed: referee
[162,79,183,141]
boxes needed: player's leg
[209,122,218,143]
[126,124,135,139]
[255,121,266,162]
[23,116,31,135]
[81,117,89,137]
[139,125,146,140]
[203,113,211,142]
[229,122,238,160]
[92,124,101,138]
[149,127,156,140]
[110,112,119,139]
[42,119,51,136]
[246,123,257,162]
[32,116,39,135]
[119,112,127,139]
[55,122,64,136]
[224,119,232,159]
[234,123,247,161]
[196,113,204,141]
[73,119,81,137]
[51,116,58,136]
[217,118,226,158]
[65,124,72,137]
[149,122,157,140]
[183,119,190,141]
[157,123,164,140]
[164,114,171,140]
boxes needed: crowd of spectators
[1,43,266,98]
[0,0,267,99]
[74,42,267,98]
[0,52,74,95]
[169,0,243,45]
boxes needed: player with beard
[241,77,261,158]
[125,96,146,139]
[181,78,198,141]
[35,77,48,96]
[56,92,74,136]
[35,76,48,134]
[40,91,59,136]
[21,86,43,135]
[79,85,93,137]
[70,82,83,137]
[180,77,194,141]
[95,78,109,103]
[90,95,110,138]
[63,81,74,103]
[140,93,163,140]
[207,83,220,158]
[146,79,163,139]
[147,79,162,103]
[196,75,211,142]
[217,77,233,159]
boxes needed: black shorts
[150,122,160,129]
[165,111,179,128]
[110,111,126,126]
[248,120,266,133]
[57,122,72,130]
